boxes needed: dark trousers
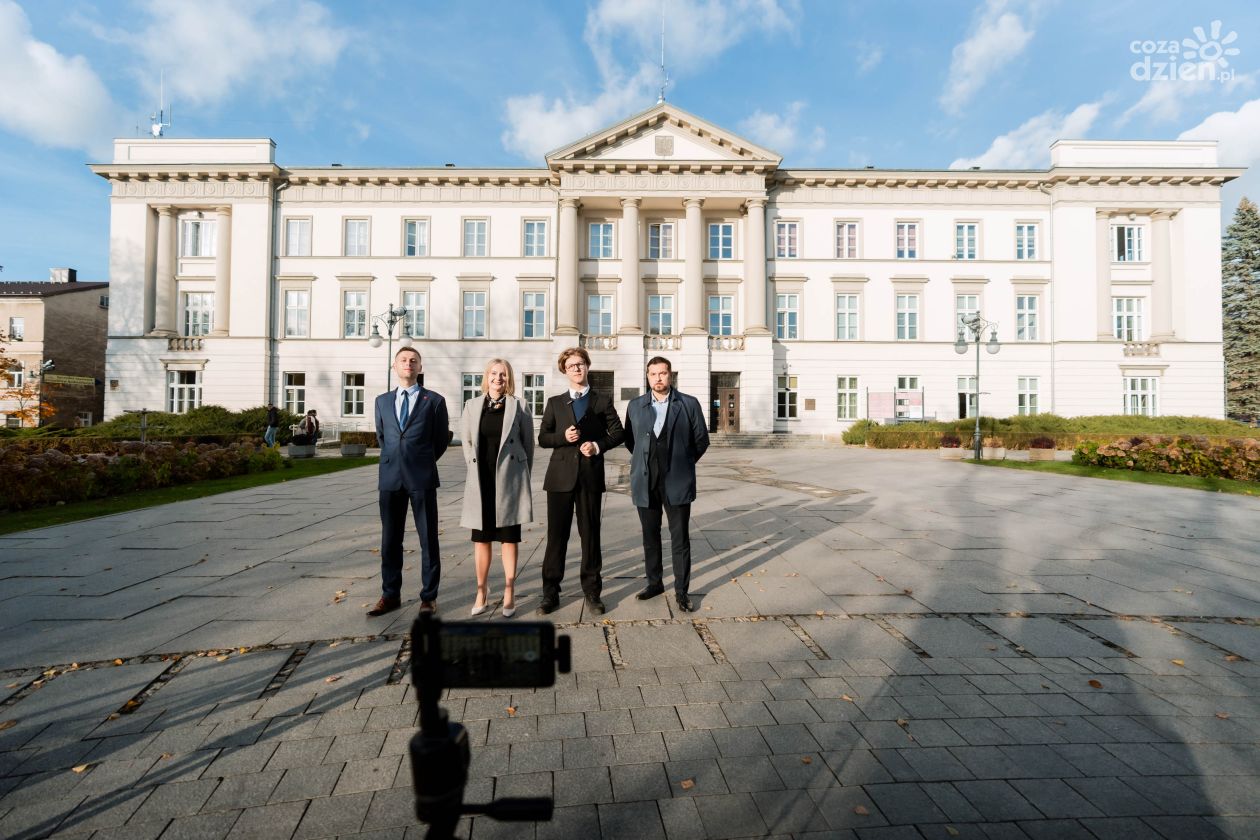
[542,480,604,598]
[379,487,440,601]
[638,486,692,596]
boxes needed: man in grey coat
[623,356,710,612]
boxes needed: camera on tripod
[409,614,571,840]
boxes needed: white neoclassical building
[92,103,1240,435]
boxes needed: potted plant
[939,433,965,460]
[340,431,374,457]
[982,436,1006,460]
[1028,435,1056,461]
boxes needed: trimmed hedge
[1,440,283,511]
[1073,436,1260,482]
[341,431,379,447]
[851,415,1260,450]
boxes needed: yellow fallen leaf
[329,641,340,647]
[324,675,341,684]
[895,718,909,728]
[238,648,248,654]
[946,828,960,837]
[840,694,854,702]
[0,720,17,731]
[1087,679,1103,689]
[71,764,90,773]
[679,778,695,790]
[159,753,173,760]
[1171,659,1185,667]
[216,656,229,662]
[4,683,17,689]
[112,659,124,666]
[853,805,870,816]
[1225,655,1241,662]
[815,610,825,616]
[1215,712,1230,720]
[507,707,517,717]
[800,756,812,764]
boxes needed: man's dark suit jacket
[374,387,450,491]
[538,389,624,492]
[623,389,710,508]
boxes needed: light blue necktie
[399,390,410,428]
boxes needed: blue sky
[2,0,1258,282]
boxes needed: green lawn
[1,456,379,536]
[976,458,1260,496]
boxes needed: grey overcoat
[459,394,535,530]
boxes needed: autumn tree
[1223,197,1260,423]
[0,329,53,427]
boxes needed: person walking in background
[369,347,449,617]
[623,356,709,613]
[264,403,280,447]
[459,359,534,618]
[537,347,623,616]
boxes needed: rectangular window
[896,294,919,340]
[708,223,734,259]
[343,218,369,257]
[588,222,614,259]
[835,294,859,340]
[463,219,488,257]
[9,317,25,341]
[896,222,918,259]
[523,291,547,339]
[462,373,483,406]
[955,294,980,333]
[957,375,978,419]
[835,221,859,259]
[649,223,675,259]
[75,411,93,428]
[775,221,798,259]
[647,294,674,336]
[180,219,216,257]
[897,376,919,391]
[1114,225,1144,262]
[343,290,367,338]
[837,376,859,420]
[1015,223,1038,260]
[1113,297,1145,341]
[776,375,798,420]
[1124,376,1158,416]
[708,295,734,336]
[402,290,426,338]
[167,370,201,413]
[183,291,214,336]
[587,294,613,335]
[404,219,428,257]
[284,290,309,338]
[342,373,365,416]
[8,363,23,387]
[1018,376,1039,416]
[283,372,306,415]
[954,223,978,260]
[523,219,548,257]
[285,218,311,256]
[4,415,21,429]
[523,373,545,417]
[1016,295,1039,341]
[463,290,487,338]
[775,293,799,340]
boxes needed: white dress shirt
[395,384,420,425]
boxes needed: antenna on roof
[150,69,172,138]
[657,0,670,103]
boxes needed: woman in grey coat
[460,359,534,617]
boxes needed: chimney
[50,268,77,284]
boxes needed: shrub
[1029,436,1056,449]
[1074,435,1260,481]
[341,431,379,447]
[982,436,1003,447]
[940,434,962,448]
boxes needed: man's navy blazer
[374,387,450,492]
[623,389,709,508]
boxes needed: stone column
[211,206,232,335]
[682,198,706,335]
[152,205,177,336]
[556,198,580,335]
[1095,210,1112,340]
[618,198,642,333]
[1151,210,1174,341]
[744,198,769,335]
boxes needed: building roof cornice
[89,164,282,182]
[773,166,1244,189]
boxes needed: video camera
[409,614,571,840]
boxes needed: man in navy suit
[623,356,709,612]
[368,347,449,616]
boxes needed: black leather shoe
[636,586,665,601]
[367,596,401,617]
[537,595,559,615]
[675,594,694,613]
[585,596,606,615]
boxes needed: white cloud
[87,0,347,108]
[939,0,1033,116]
[1178,97,1260,167]
[1117,69,1255,127]
[950,101,1102,169]
[854,41,883,75]
[0,0,117,156]
[501,0,799,161]
[738,101,824,158]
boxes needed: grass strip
[1,456,379,536]
[976,458,1259,496]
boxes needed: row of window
[269,371,550,419]
[7,317,23,341]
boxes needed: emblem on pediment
[655,136,674,157]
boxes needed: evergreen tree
[1222,196,1260,423]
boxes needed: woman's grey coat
[459,394,535,531]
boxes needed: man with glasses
[537,347,624,616]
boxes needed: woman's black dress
[471,398,522,544]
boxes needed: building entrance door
[717,388,740,432]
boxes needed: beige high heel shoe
[470,585,490,617]
[501,579,516,618]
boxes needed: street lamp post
[367,304,412,388]
[954,314,1000,461]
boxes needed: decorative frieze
[559,171,767,195]
[111,179,272,199]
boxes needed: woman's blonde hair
[481,358,516,397]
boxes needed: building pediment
[546,102,782,172]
